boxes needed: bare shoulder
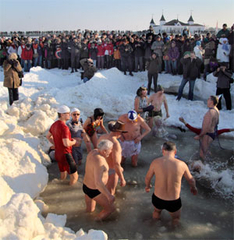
[118,114,127,122]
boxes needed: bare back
[83,149,109,189]
[151,157,188,200]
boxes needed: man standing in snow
[46,105,78,185]
[145,141,197,226]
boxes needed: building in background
[150,14,205,35]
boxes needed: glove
[8,59,14,66]
[13,59,18,67]
[143,105,154,112]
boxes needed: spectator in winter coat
[80,58,97,83]
[80,39,89,60]
[113,45,121,70]
[97,40,105,69]
[177,51,202,101]
[119,39,133,76]
[214,63,233,110]
[103,39,113,69]
[168,40,180,75]
[133,37,144,72]
[17,40,25,68]
[22,43,33,72]
[147,52,160,94]
[7,41,17,55]
[70,38,81,73]
[89,42,98,67]
[144,37,153,70]
[61,38,70,70]
[216,23,230,39]
[216,38,231,66]
[203,40,216,80]
[3,53,23,105]
[32,39,40,67]
[43,41,53,69]
[151,35,164,73]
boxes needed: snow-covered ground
[0,66,233,240]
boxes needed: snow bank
[0,66,233,240]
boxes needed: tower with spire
[160,11,166,26]
[188,11,194,25]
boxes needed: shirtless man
[118,110,151,167]
[194,95,220,159]
[145,141,197,226]
[46,105,78,185]
[147,85,170,128]
[97,121,127,195]
[83,139,115,221]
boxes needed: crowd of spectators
[0,23,233,78]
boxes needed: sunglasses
[73,113,80,116]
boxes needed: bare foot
[179,117,186,125]
[95,208,115,221]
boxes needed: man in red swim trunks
[46,105,78,185]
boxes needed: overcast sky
[0,0,233,32]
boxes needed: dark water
[40,128,234,239]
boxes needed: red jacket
[22,46,33,60]
[97,44,105,56]
[104,43,114,56]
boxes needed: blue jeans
[34,57,39,67]
[164,60,171,73]
[83,77,89,83]
[170,60,177,74]
[24,60,32,72]
[177,78,196,100]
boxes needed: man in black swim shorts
[145,141,197,226]
[83,139,115,221]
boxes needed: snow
[0,66,233,239]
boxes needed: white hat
[128,110,138,121]
[71,108,80,114]
[57,105,70,113]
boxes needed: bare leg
[69,171,78,185]
[169,209,181,227]
[93,194,115,221]
[179,117,187,125]
[91,133,98,148]
[60,171,67,180]
[149,117,153,129]
[131,154,138,167]
[153,207,162,220]
[85,194,96,212]
[106,173,119,195]
[200,135,213,160]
